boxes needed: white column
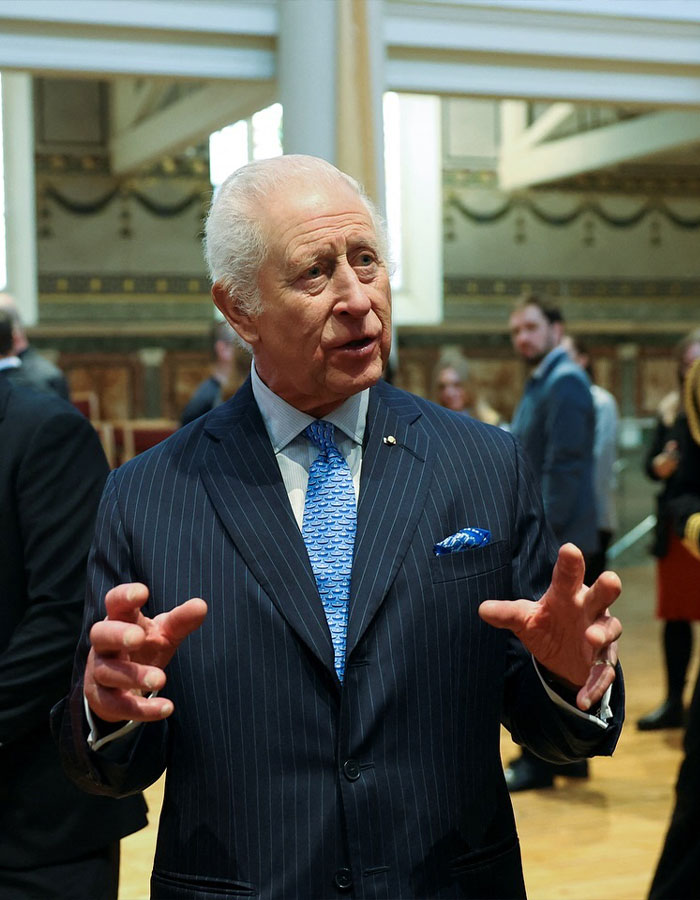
[278,0,338,162]
[1,72,37,324]
[499,99,529,148]
[392,94,442,326]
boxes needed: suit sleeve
[501,439,625,763]
[53,471,169,798]
[0,410,108,744]
[540,373,595,537]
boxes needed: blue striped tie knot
[302,420,356,681]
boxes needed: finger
[584,570,622,621]
[157,598,208,646]
[87,684,174,723]
[548,543,586,601]
[104,583,150,623]
[577,656,617,712]
[478,598,535,633]
[93,657,167,693]
[584,614,623,651]
[90,619,146,655]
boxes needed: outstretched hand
[84,583,207,723]
[479,543,622,712]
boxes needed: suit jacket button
[334,868,353,891]
[343,758,361,781]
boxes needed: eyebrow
[288,232,381,270]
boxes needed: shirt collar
[0,356,21,371]
[531,345,567,380]
[250,360,368,452]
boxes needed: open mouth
[339,337,374,350]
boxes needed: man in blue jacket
[505,294,599,791]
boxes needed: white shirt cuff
[84,692,146,752]
[532,657,613,729]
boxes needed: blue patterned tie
[302,420,356,681]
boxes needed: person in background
[180,319,236,426]
[0,313,147,900]
[0,293,70,400]
[433,351,502,425]
[562,335,619,583]
[504,294,599,792]
[637,328,700,732]
[648,355,700,898]
[54,155,623,900]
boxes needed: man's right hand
[84,583,207,723]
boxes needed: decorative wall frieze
[39,273,210,296]
[445,276,700,300]
[443,168,700,197]
[35,152,209,179]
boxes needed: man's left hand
[479,543,622,712]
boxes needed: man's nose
[333,261,372,316]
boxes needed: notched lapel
[347,384,433,656]
[199,384,336,679]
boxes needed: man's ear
[212,282,259,346]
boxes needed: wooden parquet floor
[118,561,696,900]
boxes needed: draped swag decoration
[42,184,205,217]
[446,193,700,230]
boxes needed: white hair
[203,155,390,320]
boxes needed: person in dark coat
[637,328,700,731]
[503,295,599,791]
[180,320,236,426]
[0,311,147,899]
[648,355,700,898]
[0,292,70,400]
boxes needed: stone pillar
[278,0,338,162]
[278,0,385,210]
[1,72,38,324]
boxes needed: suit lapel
[199,381,336,679]
[347,382,433,656]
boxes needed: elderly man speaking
[55,155,624,900]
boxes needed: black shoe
[637,699,684,731]
[504,757,554,792]
[556,760,589,778]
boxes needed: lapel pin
[383,435,397,446]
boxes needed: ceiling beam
[110,81,276,175]
[498,109,700,190]
[111,79,177,135]
[512,102,576,149]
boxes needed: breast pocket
[429,539,510,584]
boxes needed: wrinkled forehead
[258,175,378,255]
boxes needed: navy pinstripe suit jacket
[56,378,623,899]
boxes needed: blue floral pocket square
[433,527,491,556]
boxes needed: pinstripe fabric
[57,378,624,900]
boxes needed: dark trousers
[649,668,700,898]
[0,843,119,900]
[584,530,612,585]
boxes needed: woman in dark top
[638,329,700,731]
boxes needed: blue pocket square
[433,527,491,556]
